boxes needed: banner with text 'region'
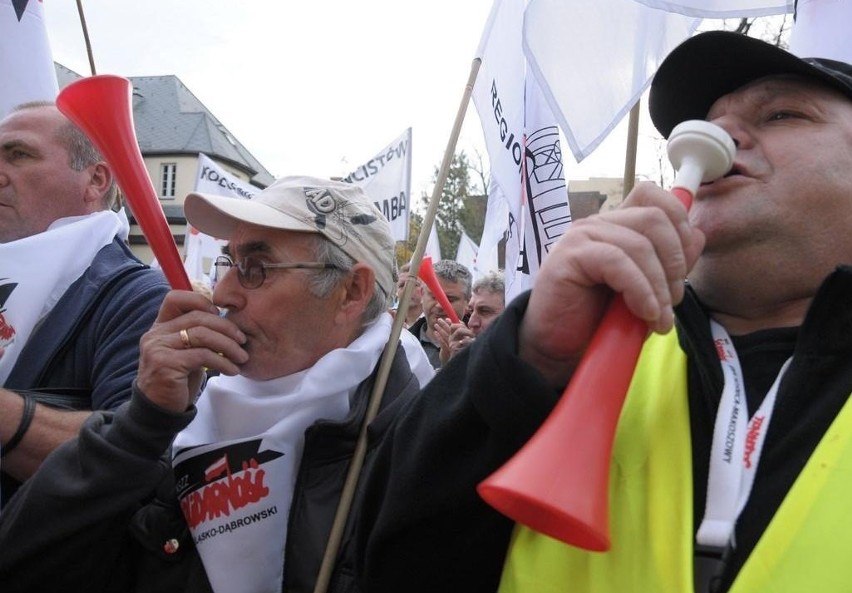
[0,0,58,118]
[343,128,412,243]
[185,154,259,285]
[473,0,571,301]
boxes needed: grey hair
[12,101,118,209]
[433,259,473,300]
[473,270,505,302]
[309,236,390,326]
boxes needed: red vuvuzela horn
[477,121,735,551]
[418,255,461,324]
[57,75,191,290]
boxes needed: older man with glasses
[0,176,433,593]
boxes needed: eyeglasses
[214,255,339,289]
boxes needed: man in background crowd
[435,270,505,364]
[407,259,471,369]
[393,261,425,328]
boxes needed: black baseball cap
[649,31,852,138]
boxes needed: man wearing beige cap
[0,176,433,592]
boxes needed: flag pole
[312,57,482,593]
[622,100,640,198]
[75,0,97,75]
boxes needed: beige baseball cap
[184,175,396,298]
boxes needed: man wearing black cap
[499,31,852,592]
[339,30,852,593]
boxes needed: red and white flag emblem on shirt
[203,453,229,482]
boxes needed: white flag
[473,0,571,301]
[477,176,507,283]
[455,230,479,277]
[187,154,258,284]
[0,0,58,118]
[519,74,571,284]
[473,0,525,299]
[633,0,793,17]
[344,128,412,243]
[523,1,797,162]
[789,0,852,63]
[524,0,699,162]
[473,0,525,217]
[425,223,442,263]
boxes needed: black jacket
[0,343,419,593]
[678,267,852,591]
[407,316,441,369]
[351,269,852,592]
[352,294,559,592]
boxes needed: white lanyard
[695,320,793,549]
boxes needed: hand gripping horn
[57,75,191,290]
[477,121,735,551]
[417,255,461,324]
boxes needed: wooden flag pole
[622,100,640,198]
[312,57,483,593]
[75,0,97,76]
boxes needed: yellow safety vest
[498,330,852,593]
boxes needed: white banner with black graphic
[343,128,412,243]
[517,74,572,291]
[473,0,571,300]
[472,0,524,224]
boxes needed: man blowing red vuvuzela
[0,176,434,592]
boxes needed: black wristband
[2,394,36,457]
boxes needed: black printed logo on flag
[12,0,31,22]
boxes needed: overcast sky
[43,0,665,196]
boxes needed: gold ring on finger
[179,328,193,349]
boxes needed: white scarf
[0,210,127,384]
[398,325,435,387]
[172,313,411,593]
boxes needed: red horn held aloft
[57,75,191,290]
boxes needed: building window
[160,163,177,199]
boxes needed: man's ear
[83,162,114,208]
[336,263,377,323]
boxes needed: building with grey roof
[56,64,274,264]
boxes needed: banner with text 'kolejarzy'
[184,154,258,285]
